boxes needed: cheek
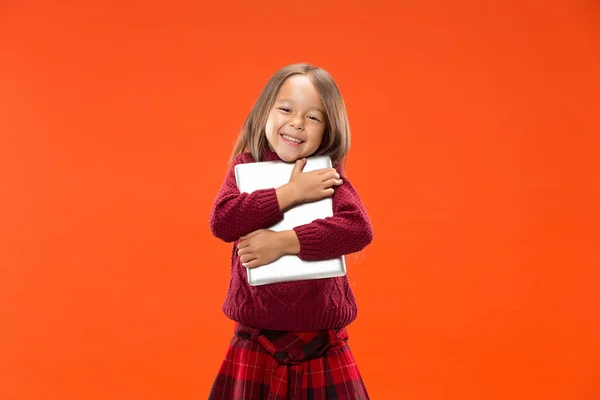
[310,128,325,146]
[265,114,282,135]
[264,117,275,138]
[265,119,272,135]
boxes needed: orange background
[1,1,599,399]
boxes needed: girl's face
[265,74,327,162]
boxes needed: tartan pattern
[209,323,370,399]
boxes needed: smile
[281,134,304,145]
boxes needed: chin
[278,153,300,163]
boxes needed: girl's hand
[276,159,343,210]
[237,229,287,269]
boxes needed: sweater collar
[262,147,283,162]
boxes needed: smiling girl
[208,63,373,400]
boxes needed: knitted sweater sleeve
[209,153,284,243]
[292,163,374,261]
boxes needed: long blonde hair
[231,63,351,164]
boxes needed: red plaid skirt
[209,323,370,399]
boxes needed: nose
[290,116,304,130]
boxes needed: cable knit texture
[209,148,374,331]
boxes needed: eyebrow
[275,98,325,114]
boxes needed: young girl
[208,63,374,399]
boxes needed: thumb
[291,158,307,175]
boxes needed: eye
[278,107,290,112]
[308,115,321,122]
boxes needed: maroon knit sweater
[209,148,373,331]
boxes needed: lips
[280,133,304,145]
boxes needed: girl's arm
[282,165,374,261]
[209,154,284,243]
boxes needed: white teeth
[282,134,302,144]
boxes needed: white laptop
[234,155,347,286]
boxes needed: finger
[291,158,307,175]
[320,171,340,182]
[243,259,262,269]
[322,188,335,197]
[237,247,251,256]
[317,167,338,176]
[240,253,257,263]
[237,240,250,249]
[322,178,343,188]
[317,169,339,179]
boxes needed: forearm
[293,212,373,260]
[210,188,283,242]
[277,230,301,255]
[291,176,374,261]
[275,183,297,212]
[211,181,300,243]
